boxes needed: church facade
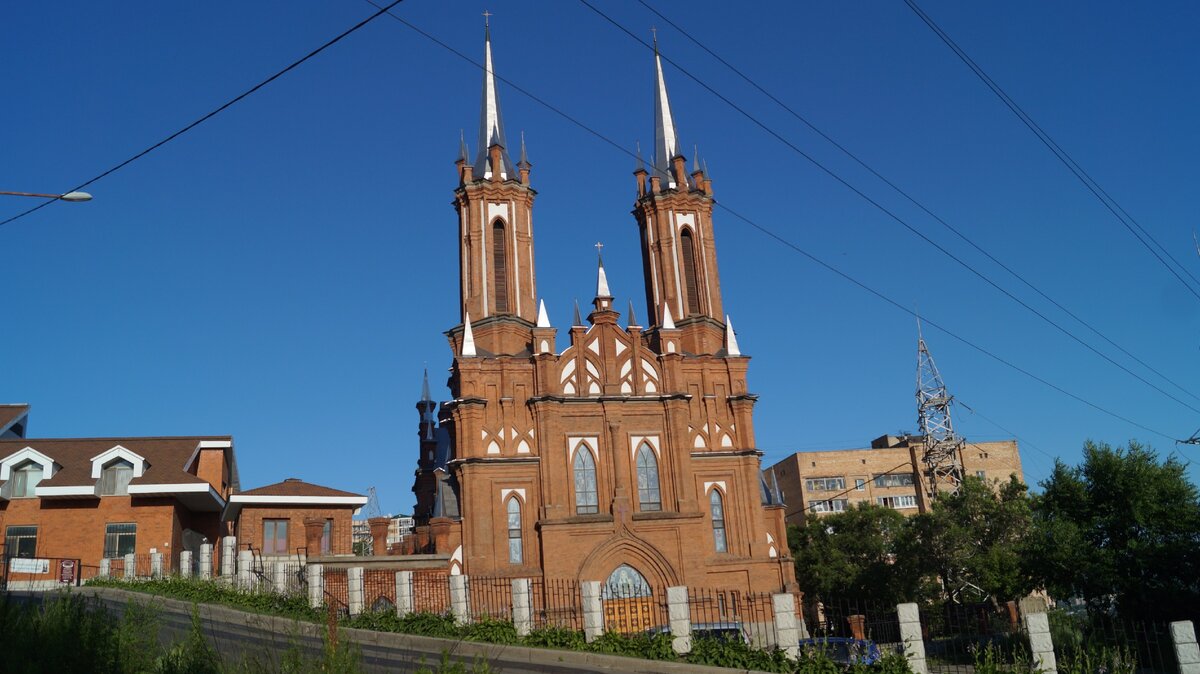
[408,27,795,596]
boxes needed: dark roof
[0,436,231,488]
[0,405,30,434]
[236,478,364,499]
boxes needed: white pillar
[1171,621,1200,674]
[150,552,164,578]
[307,563,324,609]
[237,550,253,589]
[124,553,136,580]
[449,574,470,625]
[512,578,533,637]
[220,537,236,584]
[898,603,928,674]
[347,567,364,616]
[581,580,603,643]
[179,551,193,579]
[1025,611,1057,674]
[272,559,288,593]
[199,544,213,580]
[99,558,111,579]
[667,586,691,655]
[772,593,799,659]
[396,571,414,617]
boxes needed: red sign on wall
[58,559,76,584]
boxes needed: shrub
[461,616,519,644]
[522,625,587,650]
[687,636,793,672]
[586,630,675,660]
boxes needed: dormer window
[10,461,41,498]
[99,459,135,496]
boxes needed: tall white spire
[652,39,681,189]
[536,299,551,328]
[474,22,514,180]
[596,251,612,298]
[462,311,477,357]
[724,315,741,356]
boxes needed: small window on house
[321,519,332,554]
[710,489,727,553]
[635,443,662,512]
[876,495,918,510]
[976,470,987,480]
[855,479,866,491]
[263,519,289,555]
[573,445,599,515]
[99,459,135,496]
[679,228,702,316]
[804,477,845,492]
[506,498,522,564]
[5,525,37,558]
[492,220,509,313]
[104,523,136,558]
[10,461,42,498]
[810,499,849,513]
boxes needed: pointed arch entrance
[600,564,665,633]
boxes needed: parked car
[646,621,750,644]
[797,637,882,664]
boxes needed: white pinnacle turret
[662,303,676,330]
[536,299,551,328]
[596,254,611,298]
[725,316,740,356]
[462,311,477,357]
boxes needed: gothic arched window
[679,228,701,316]
[710,489,727,553]
[573,445,599,515]
[506,497,523,564]
[492,220,509,313]
[635,443,662,512]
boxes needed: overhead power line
[577,1,1200,418]
[634,0,1200,408]
[902,0,1200,303]
[0,0,407,229]
[367,2,1182,443]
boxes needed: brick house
[0,417,236,573]
[403,30,796,597]
[766,434,1025,527]
[226,478,366,558]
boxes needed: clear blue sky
[4,1,1199,515]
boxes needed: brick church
[408,26,796,596]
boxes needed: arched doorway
[601,564,663,633]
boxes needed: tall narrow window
[492,220,509,313]
[506,498,523,564]
[99,459,134,496]
[10,461,41,498]
[321,519,333,554]
[104,523,137,558]
[710,489,727,552]
[5,525,37,558]
[263,519,289,555]
[635,443,662,512]
[679,228,701,316]
[574,446,599,515]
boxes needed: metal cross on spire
[482,9,492,27]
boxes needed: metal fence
[1049,609,1177,674]
[468,575,514,621]
[361,569,396,612]
[805,597,903,646]
[531,577,582,630]
[2,556,85,589]
[687,587,778,648]
[920,600,1026,674]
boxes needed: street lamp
[0,190,92,202]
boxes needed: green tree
[1028,441,1200,621]
[788,503,923,604]
[900,475,1036,603]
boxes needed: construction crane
[916,324,965,500]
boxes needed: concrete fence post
[236,550,253,589]
[1171,621,1200,674]
[396,571,414,617]
[272,559,288,593]
[306,563,324,609]
[449,574,471,625]
[198,544,213,580]
[581,580,603,643]
[99,558,110,579]
[150,552,164,578]
[179,551,192,579]
[512,578,532,637]
[772,593,800,659]
[347,567,364,616]
[897,603,928,674]
[123,553,136,580]
[220,537,236,584]
[1025,611,1057,674]
[667,586,692,655]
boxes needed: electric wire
[0,0,407,229]
[902,0,1200,302]
[635,0,1200,407]
[366,2,1181,443]
[576,0,1200,419]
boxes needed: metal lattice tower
[916,327,965,498]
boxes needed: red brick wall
[236,505,355,556]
